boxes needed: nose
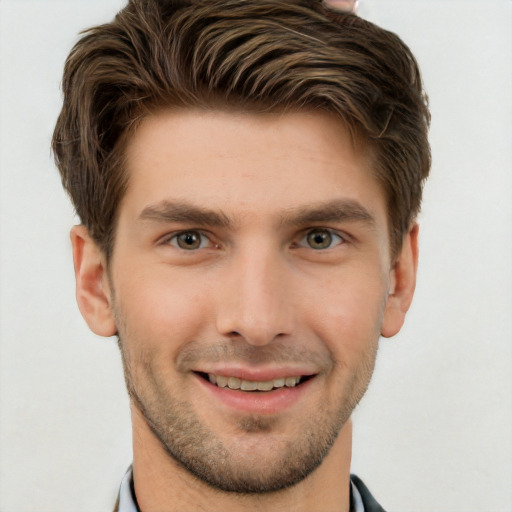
[215,243,295,346]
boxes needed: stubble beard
[117,333,378,495]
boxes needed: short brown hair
[52,0,430,260]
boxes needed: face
[104,109,397,493]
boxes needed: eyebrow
[138,198,376,229]
[139,200,232,228]
[279,199,376,229]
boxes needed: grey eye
[302,229,343,250]
[174,231,204,250]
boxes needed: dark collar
[350,474,387,512]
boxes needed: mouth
[196,372,315,392]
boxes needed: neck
[131,405,353,512]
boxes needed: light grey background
[0,1,511,511]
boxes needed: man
[52,0,430,510]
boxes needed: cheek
[113,268,213,355]
[300,266,388,360]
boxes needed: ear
[70,225,117,337]
[381,224,419,338]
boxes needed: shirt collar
[351,478,365,512]
[116,466,138,512]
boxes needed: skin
[71,109,418,512]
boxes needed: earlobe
[381,224,419,338]
[70,225,117,337]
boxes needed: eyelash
[162,230,215,251]
[161,228,347,252]
[296,228,346,250]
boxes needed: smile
[194,370,317,414]
[205,373,307,391]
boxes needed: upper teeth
[208,374,301,391]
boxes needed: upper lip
[194,366,318,381]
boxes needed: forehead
[121,108,387,228]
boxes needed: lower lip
[195,374,315,415]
